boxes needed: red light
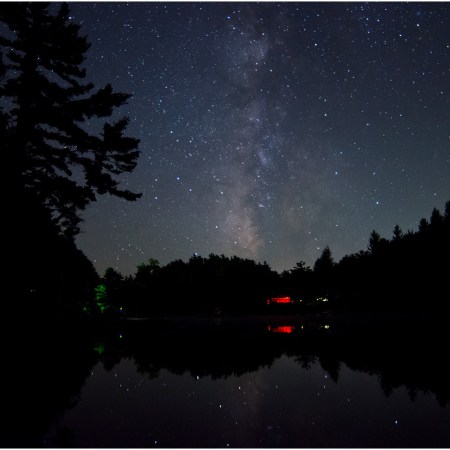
[269,296,292,304]
[268,325,294,334]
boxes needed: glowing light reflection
[268,325,295,334]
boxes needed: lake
[2,313,450,447]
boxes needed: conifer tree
[0,2,141,237]
[313,246,334,274]
[392,224,403,242]
[367,230,381,255]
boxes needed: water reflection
[268,325,295,333]
[0,320,99,447]
[2,313,450,447]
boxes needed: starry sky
[71,1,449,276]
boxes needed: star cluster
[72,2,449,275]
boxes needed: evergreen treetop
[0,2,141,237]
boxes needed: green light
[93,343,105,354]
[97,302,108,313]
[94,284,110,313]
[95,283,107,301]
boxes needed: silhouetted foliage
[280,261,314,303]
[311,245,335,299]
[445,200,450,225]
[0,3,144,314]
[331,201,450,311]
[418,217,429,234]
[0,319,100,447]
[5,190,99,317]
[430,207,444,230]
[313,246,334,274]
[108,253,279,317]
[0,2,141,237]
[392,224,403,241]
[107,200,449,316]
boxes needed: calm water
[2,314,450,447]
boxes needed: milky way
[72,2,449,275]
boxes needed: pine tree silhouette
[0,3,141,237]
[0,3,142,313]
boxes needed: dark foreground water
[2,313,450,447]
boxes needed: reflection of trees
[318,355,341,383]
[107,316,450,407]
[0,320,99,447]
[123,320,282,379]
[295,354,317,370]
[308,315,450,407]
[3,314,449,446]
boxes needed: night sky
[71,1,449,276]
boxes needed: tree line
[96,200,450,317]
[282,201,450,312]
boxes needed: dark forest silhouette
[1,4,449,318]
[1,3,140,314]
[98,200,450,316]
[0,319,99,447]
